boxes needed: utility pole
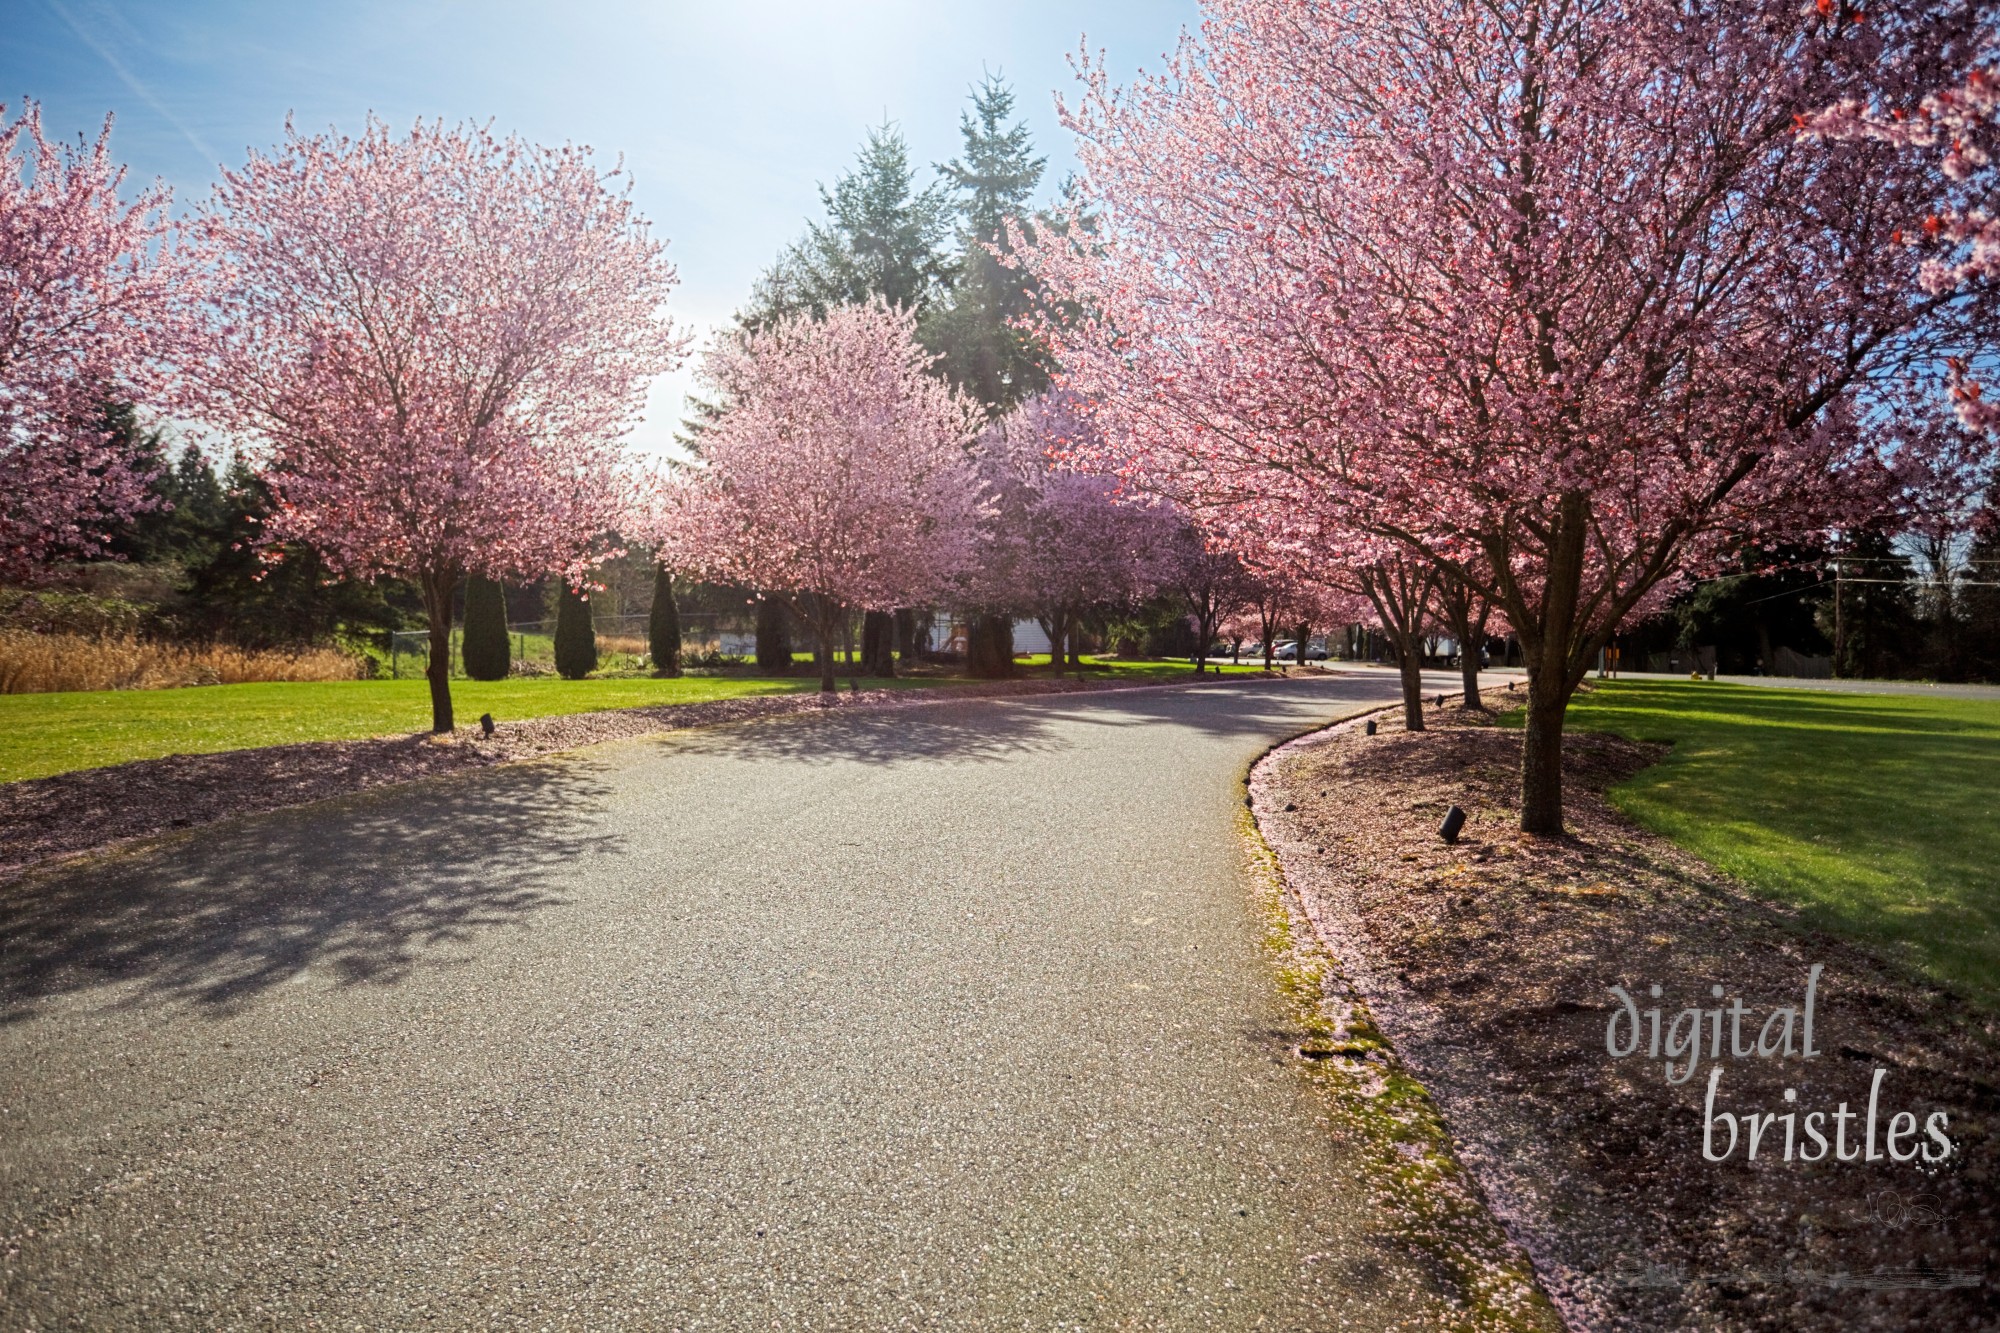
[1832,557,1845,679]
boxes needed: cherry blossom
[674,302,987,693]
[0,102,196,580]
[191,116,685,731]
[1023,0,1984,831]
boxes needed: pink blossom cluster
[191,116,687,593]
[1018,0,1988,827]
[0,102,197,579]
[970,390,1186,658]
[1811,66,1999,433]
[664,302,987,685]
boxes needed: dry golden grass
[597,634,651,656]
[0,632,363,694]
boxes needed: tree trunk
[1040,611,1070,676]
[1394,635,1425,731]
[419,567,458,734]
[1438,574,1485,708]
[1518,491,1591,835]
[815,615,838,693]
[648,566,681,677]
[860,610,895,677]
[1521,674,1571,836]
[966,613,1015,679]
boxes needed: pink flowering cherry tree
[1,102,198,580]
[975,391,1182,674]
[193,117,685,732]
[677,302,986,693]
[1025,0,1985,831]
[1811,66,1999,433]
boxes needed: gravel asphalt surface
[2,672,1476,1330]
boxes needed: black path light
[1439,804,1467,844]
[1364,719,1378,736]
[480,712,495,736]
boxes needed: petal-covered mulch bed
[1,674,1191,883]
[1252,689,1999,1333]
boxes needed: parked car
[1273,641,1298,661]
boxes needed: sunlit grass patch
[1554,681,2000,1005]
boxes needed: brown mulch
[1252,689,1999,1333]
[0,674,1183,884]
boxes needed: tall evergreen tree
[754,597,792,674]
[927,74,1051,414]
[929,76,1052,677]
[741,123,954,328]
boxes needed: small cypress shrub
[554,586,598,680]
[754,598,791,674]
[461,575,511,680]
[648,566,681,676]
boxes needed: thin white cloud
[45,0,219,165]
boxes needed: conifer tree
[928,74,1051,413]
[648,565,681,676]
[929,76,1052,676]
[554,586,598,680]
[754,598,792,674]
[461,575,511,680]
[742,123,953,327]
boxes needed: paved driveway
[1,674,1473,1329]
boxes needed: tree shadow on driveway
[0,759,615,1019]
[648,676,1405,768]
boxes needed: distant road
[1,672,1477,1329]
[1318,660,2000,702]
[1596,670,2000,701]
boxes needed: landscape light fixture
[1439,804,1467,844]
[1364,719,1378,736]
[480,712,495,736]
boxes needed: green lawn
[0,653,1270,784]
[1554,680,2000,1006]
[0,676,815,783]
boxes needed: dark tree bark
[1437,571,1491,709]
[1504,493,1592,836]
[791,593,841,693]
[966,613,1015,678]
[419,565,460,734]
[1038,608,1072,676]
[648,566,681,677]
[860,610,896,677]
[754,598,791,674]
[1360,561,1436,732]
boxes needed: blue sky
[3,0,1201,455]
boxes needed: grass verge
[0,676,817,782]
[1238,800,1561,1331]
[1552,679,2000,1005]
[0,654,1279,783]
